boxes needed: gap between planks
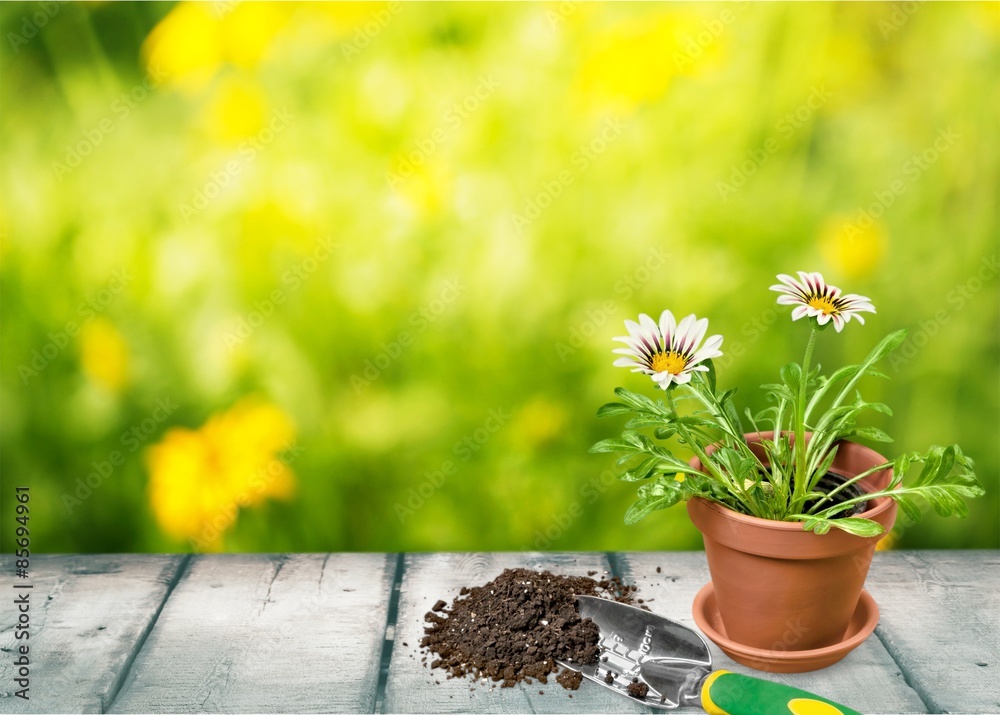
[374,553,406,714]
[103,554,192,714]
[871,625,936,714]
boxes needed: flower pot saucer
[692,581,879,673]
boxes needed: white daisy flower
[770,271,876,332]
[612,311,724,390]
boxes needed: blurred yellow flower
[200,74,269,142]
[973,1,1000,35]
[578,16,676,111]
[511,398,567,448]
[389,161,452,217]
[310,1,397,41]
[222,2,291,68]
[819,214,887,280]
[79,318,130,393]
[142,3,225,94]
[875,530,897,551]
[142,1,294,93]
[577,9,730,111]
[147,398,297,550]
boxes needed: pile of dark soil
[421,567,637,690]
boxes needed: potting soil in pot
[420,567,638,691]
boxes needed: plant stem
[689,374,743,444]
[793,327,819,504]
[667,389,729,488]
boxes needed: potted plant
[591,271,983,671]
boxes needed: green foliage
[0,1,996,552]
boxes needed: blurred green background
[1,1,997,554]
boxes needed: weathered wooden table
[1,552,996,714]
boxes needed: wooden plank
[866,550,1000,714]
[108,553,394,714]
[0,554,186,714]
[615,552,929,715]
[383,552,651,714]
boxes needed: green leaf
[813,444,839,480]
[619,456,662,482]
[780,362,802,389]
[620,430,646,449]
[762,382,796,404]
[861,444,984,523]
[597,402,634,418]
[852,427,894,443]
[624,490,682,525]
[826,517,886,537]
[867,329,908,363]
[890,452,911,488]
[653,426,677,440]
[614,387,660,414]
[795,515,886,537]
[589,438,636,454]
[704,358,718,394]
[625,415,670,430]
[896,495,923,523]
[648,447,701,473]
[867,402,893,416]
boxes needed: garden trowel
[559,595,861,715]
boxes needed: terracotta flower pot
[686,431,897,655]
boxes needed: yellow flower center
[651,351,687,375]
[807,295,838,315]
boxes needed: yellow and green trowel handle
[701,670,863,715]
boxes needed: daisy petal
[613,357,643,368]
[673,314,697,352]
[658,310,677,347]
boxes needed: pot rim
[690,491,895,532]
[689,430,897,530]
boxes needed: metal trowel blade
[557,595,713,710]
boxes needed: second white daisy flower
[770,271,876,332]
